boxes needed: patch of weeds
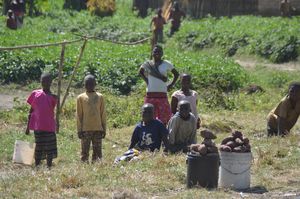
[61,174,82,189]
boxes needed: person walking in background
[280,0,295,17]
[139,45,179,126]
[171,74,201,129]
[150,8,166,50]
[6,10,17,30]
[168,1,185,36]
[25,72,58,168]
[77,75,106,163]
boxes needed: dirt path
[235,58,300,71]
[0,91,29,111]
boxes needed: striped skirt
[34,131,57,160]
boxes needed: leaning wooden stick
[60,39,88,110]
[56,43,66,134]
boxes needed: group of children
[6,0,25,30]
[150,2,185,50]
[25,45,300,168]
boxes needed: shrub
[87,0,116,17]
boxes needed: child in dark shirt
[129,103,169,152]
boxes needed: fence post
[56,43,66,134]
[61,39,88,111]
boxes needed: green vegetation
[0,0,300,198]
[171,16,300,63]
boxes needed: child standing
[171,74,201,128]
[129,103,169,152]
[25,72,58,168]
[77,75,106,163]
[167,100,197,153]
[150,8,166,49]
[6,10,17,30]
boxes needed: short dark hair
[84,74,96,83]
[41,72,52,80]
[153,45,163,53]
[289,82,300,90]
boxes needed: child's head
[180,73,192,90]
[84,74,96,92]
[40,72,52,91]
[288,82,300,101]
[173,2,179,10]
[152,45,163,61]
[157,8,162,16]
[141,103,154,123]
[7,10,13,18]
[178,100,191,119]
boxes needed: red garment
[144,92,172,125]
[27,89,57,132]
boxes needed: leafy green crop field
[0,0,300,198]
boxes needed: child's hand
[197,118,201,129]
[25,128,30,135]
[101,131,106,139]
[78,131,83,139]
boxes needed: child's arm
[139,67,149,85]
[167,68,179,91]
[149,17,154,31]
[196,97,201,129]
[100,96,106,138]
[76,97,83,139]
[278,117,289,135]
[170,96,178,115]
[129,127,139,149]
[25,108,33,135]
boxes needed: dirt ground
[235,58,300,71]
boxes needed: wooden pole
[60,39,88,110]
[0,38,83,51]
[56,43,66,134]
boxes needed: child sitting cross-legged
[129,103,169,152]
[167,100,197,153]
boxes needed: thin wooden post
[60,39,88,110]
[56,43,66,134]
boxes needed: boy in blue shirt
[129,103,169,152]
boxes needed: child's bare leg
[81,132,92,162]
[47,154,53,168]
[92,133,102,163]
[35,158,41,166]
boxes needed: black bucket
[186,153,220,188]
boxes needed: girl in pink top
[171,74,201,129]
[25,73,58,168]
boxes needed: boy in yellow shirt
[267,83,300,136]
[77,75,106,162]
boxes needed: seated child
[77,75,106,163]
[171,73,200,129]
[267,82,300,136]
[6,10,17,30]
[167,100,197,153]
[129,103,169,152]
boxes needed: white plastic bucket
[219,151,252,189]
[12,140,36,165]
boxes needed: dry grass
[0,90,300,198]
